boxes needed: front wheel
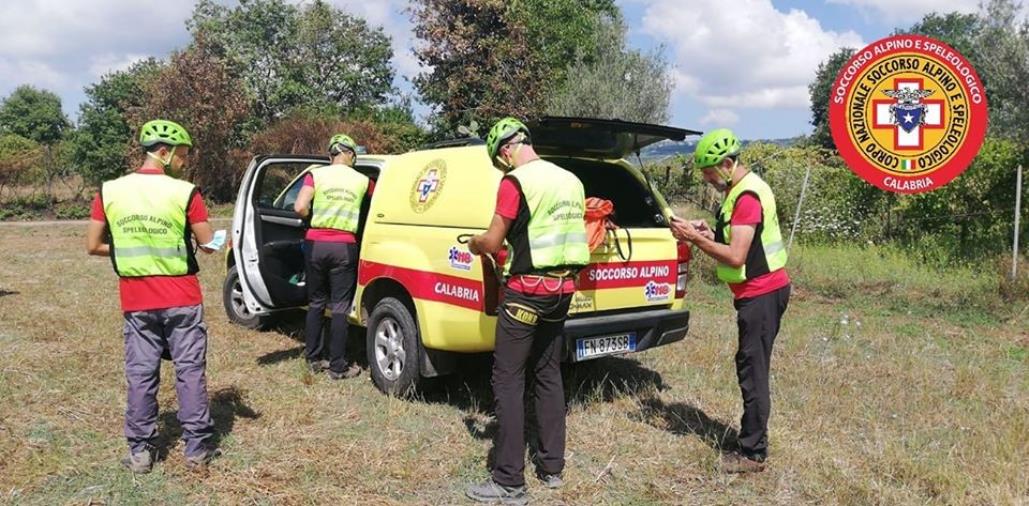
[223,265,270,330]
[366,297,421,396]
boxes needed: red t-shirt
[494,177,577,295]
[727,193,791,300]
[302,174,375,243]
[91,168,209,312]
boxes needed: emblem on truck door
[410,159,447,213]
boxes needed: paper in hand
[202,229,227,251]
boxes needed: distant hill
[637,137,804,165]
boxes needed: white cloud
[0,58,66,90]
[0,1,193,60]
[87,53,150,80]
[640,0,864,113]
[700,108,740,126]
[0,1,193,117]
[826,0,980,23]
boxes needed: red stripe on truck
[358,259,677,311]
[358,260,483,311]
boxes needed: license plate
[575,332,637,361]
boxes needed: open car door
[232,155,329,315]
[231,155,384,316]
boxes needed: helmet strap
[499,134,527,170]
[718,158,738,185]
[146,149,174,169]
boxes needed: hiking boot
[120,449,153,474]
[536,472,563,489]
[308,359,330,373]
[327,363,362,380]
[465,477,528,505]
[185,447,222,471]
[720,452,766,474]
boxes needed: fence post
[788,166,812,253]
[1014,164,1023,281]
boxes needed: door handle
[261,215,303,227]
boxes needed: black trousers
[733,284,791,459]
[304,240,359,373]
[491,287,572,487]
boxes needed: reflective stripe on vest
[310,164,368,233]
[714,172,788,283]
[102,173,194,277]
[505,160,590,275]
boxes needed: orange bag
[584,197,615,252]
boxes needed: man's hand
[670,217,714,243]
[468,235,484,255]
[689,219,715,241]
[669,218,699,243]
[191,221,216,254]
[468,214,512,256]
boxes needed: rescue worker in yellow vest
[465,117,590,505]
[86,119,220,473]
[293,134,371,380]
[670,128,791,474]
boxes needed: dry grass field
[0,222,1025,505]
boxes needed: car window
[254,162,318,211]
[274,175,307,210]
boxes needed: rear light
[675,241,691,298]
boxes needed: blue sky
[0,0,986,141]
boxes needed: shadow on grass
[155,385,260,461]
[0,288,18,298]
[631,397,739,455]
[255,312,370,369]
[265,309,307,340]
[416,355,668,438]
[256,346,304,366]
[410,355,668,474]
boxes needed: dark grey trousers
[491,288,572,487]
[123,304,214,457]
[304,240,359,373]
[733,284,791,459]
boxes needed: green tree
[806,48,855,150]
[296,1,394,113]
[71,58,164,188]
[514,0,618,85]
[410,0,619,133]
[189,0,395,126]
[546,16,671,123]
[0,134,42,200]
[0,85,71,202]
[0,85,69,145]
[901,11,982,60]
[973,0,1029,147]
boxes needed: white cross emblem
[873,79,944,150]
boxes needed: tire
[223,265,270,330]
[366,297,421,396]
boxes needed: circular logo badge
[829,35,988,194]
[409,159,447,213]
